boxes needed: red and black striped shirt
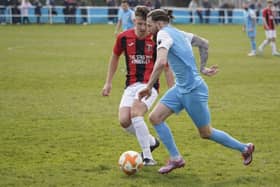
[113,29,159,90]
[262,7,275,30]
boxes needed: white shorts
[265,30,276,39]
[119,82,158,110]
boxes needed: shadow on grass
[116,166,203,187]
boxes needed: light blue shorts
[160,81,210,128]
[247,30,256,38]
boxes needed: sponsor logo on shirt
[129,55,152,64]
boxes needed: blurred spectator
[80,0,87,24]
[219,2,228,24]
[274,1,280,24]
[128,0,138,7]
[106,0,117,24]
[145,0,152,9]
[188,0,203,24]
[256,1,263,22]
[138,0,145,5]
[0,0,8,24]
[21,0,32,24]
[227,2,235,23]
[49,0,57,23]
[11,0,21,24]
[63,0,70,24]
[69,1,77,24]
[154,0,161,9]
[33,0,42,24]
[202,0,211,24]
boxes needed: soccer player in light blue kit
[114,0,134,36]
[243,0,257,56]
[138,9,255,174]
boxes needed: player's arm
[251,11,257,30]
[242,23,246,32]
[191,35,209,72]
[191,35,218,76]
[138,48,168,100]
[251,17,256,31]
[262,11,269,30]
[115,9,123,36]
[148,48,168,89]
[115,20,122,36]
[262,17,269,30]
[102,53,120,96]
[163,64,174,88]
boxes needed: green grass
[0,24,280,187]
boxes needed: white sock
[270,42,277,53]
[259,39,269,50]
[149,134,156,146]
[132,116,153,160]
[125,124,156,146]
[124,124,136,135]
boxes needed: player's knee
[149,113,160,125]
[131,101,147,118]
[119,117,131,128]
[198,126,212,139]
[130,109,142,118]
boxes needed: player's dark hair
[134,5,150,20]
[147,9,174,22]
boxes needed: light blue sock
[210,128,246,152]
[154,122,180,158]
[250,37,256,51]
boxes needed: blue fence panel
[0,6,266,25]
[88,7,108,24]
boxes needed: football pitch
[0,24,280,187]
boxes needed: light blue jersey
[153,25,248,160]
[244,9,256,37]
[157,25,203,94]
[157,25,208,127]
[118,8,134,31]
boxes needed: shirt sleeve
[180,31,194,44]
[249,9,256,19]
[113,34,123,56]
[131,10,135,21]
[262,9,266,17]
[118,8,123,21]
[157,30,173,50]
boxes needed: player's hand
[201,65,219,77]
[138,87,152,100]
[102,83,112,96]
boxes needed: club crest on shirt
[146,44,153,52]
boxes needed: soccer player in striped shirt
[102,6,174,166]
[258,0,280,56]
